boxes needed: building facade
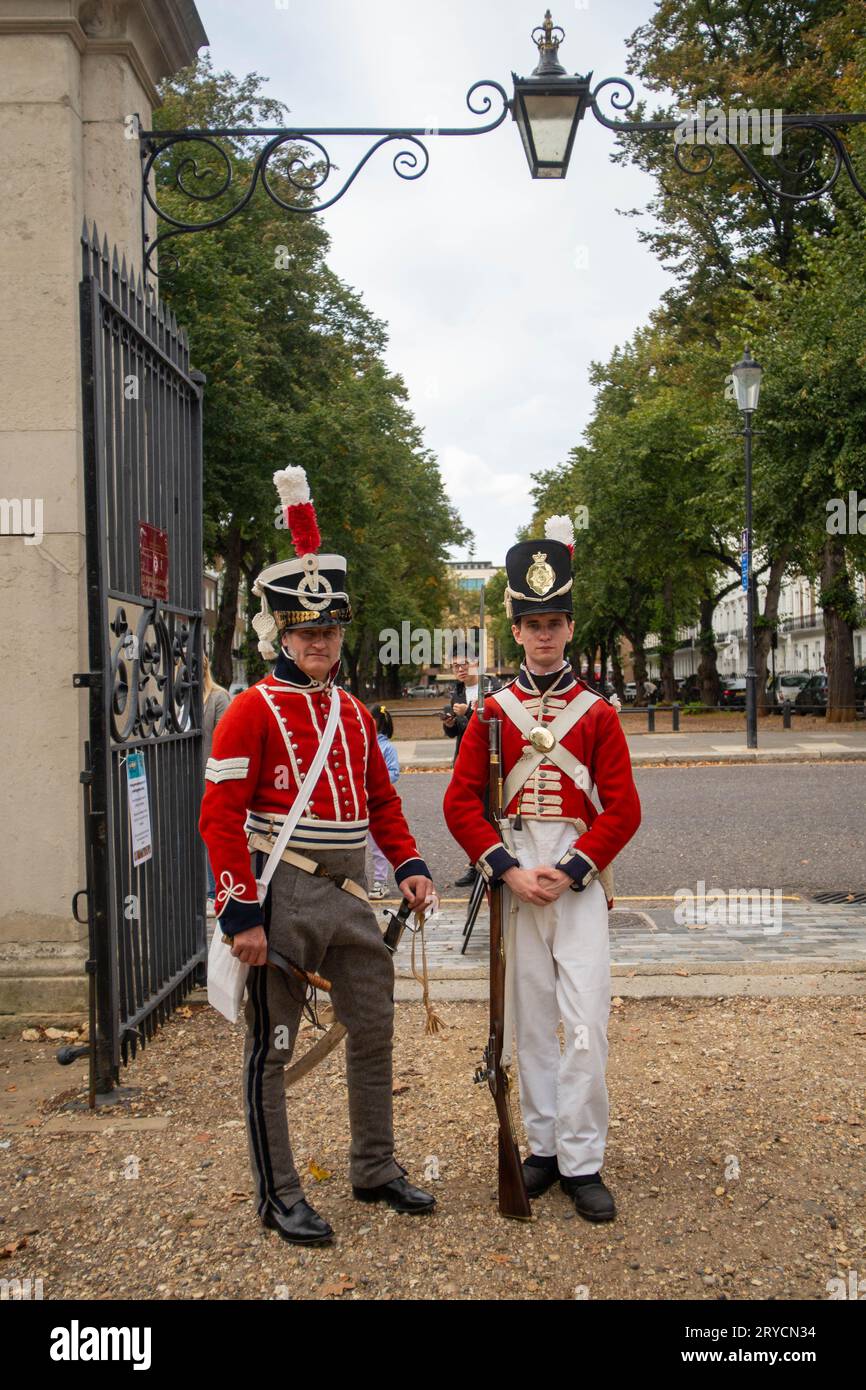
[646,571,866,682]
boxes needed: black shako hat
[504,516,575,621]
[252,467,352,658]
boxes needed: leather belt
[248,831,369,903]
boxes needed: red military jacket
[200,653,428,935]
[443,662,640,891]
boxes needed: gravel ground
[2,995,864,1301]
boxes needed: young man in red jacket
[201,469,436,1247]
[443,520,641,1221]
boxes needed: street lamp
[511,10,592,179]
[731,346,763,749]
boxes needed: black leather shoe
[262,1198,334,1245]
[522,1155,560,1198]
[352,1175,436,1214]
[560,1173,616,1222]
[453,868,477,887]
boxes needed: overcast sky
[195,0,673,564]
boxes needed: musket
[473,591,532,1221]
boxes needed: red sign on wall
[139,522,169,601]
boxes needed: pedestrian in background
[202,652,230,914]
[368,703,400,899]
[442,655,500,887]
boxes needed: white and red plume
[544,514,575,556]
[273,467,321,556]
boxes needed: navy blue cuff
[217,896,264,936]
[394,857,430,884]
[482,845,521,882]
[557,851,598,892]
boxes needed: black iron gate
[72,222,207,1098]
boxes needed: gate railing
[70,223,206,1098]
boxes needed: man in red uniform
[443,519,641,1221]
[201,468,436,1246]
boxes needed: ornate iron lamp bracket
[138,79,510,280]
[587,75,866,206]
[137,7,866,284]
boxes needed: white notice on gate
[126,749,153,866]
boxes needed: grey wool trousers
[242,845,403,1217]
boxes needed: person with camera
[442,654,498,887]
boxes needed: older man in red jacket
[443,520,641,1221]
[201,469,436,1248]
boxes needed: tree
[152,57,468,690]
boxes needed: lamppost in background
[731,347,764,749]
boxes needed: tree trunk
[212,522,242,689]
[384,661,402,700]
[341,640,359,693]
[597,635,608,691]
[697,592,720,707]
[755,551,787,717]
[610,639,625,700]
[820,535,857,722]
[659,574,676,702]
[630,641,649,705]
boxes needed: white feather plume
[545,514,575,547]
[273,467,310,508]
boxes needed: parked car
[719,677,747,709]
[623,682,637,702]
[857,666,866,714]
[228,681,247,700]
[404,684,435,699]
[793,673,828,714]
[766,672,811,710]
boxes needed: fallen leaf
[0,1237,27,1258]
[675,969,689,978]
[308,1160,332,1182]
[321,1280,355,1297]
[392,1085,411,1097]
[21,1029,41,1042]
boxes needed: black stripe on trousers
[244,854,292,1218]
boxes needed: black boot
[454,866,477,887]
[262,1198,334,1245]
[560,1173,616,1222]
[352,1175,436,1214]
[522,1154,560,1198]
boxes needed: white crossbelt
[497,687,602,810]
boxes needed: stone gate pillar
[0,1,207,1024]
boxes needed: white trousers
[508,818,611,1177]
